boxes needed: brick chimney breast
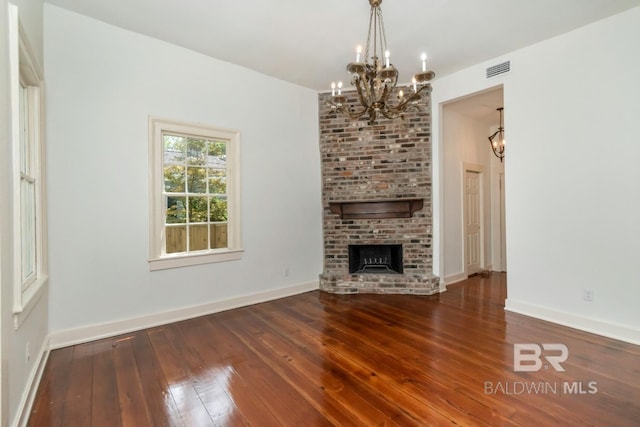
[318,89,440,294]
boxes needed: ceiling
[445,87,504,125]
[44,0,640,92]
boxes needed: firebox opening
[349,244,403,274]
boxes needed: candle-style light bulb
[331,82,336,96]
[356,45,362,62]
[385,50,390,68]
[412,77,417,92]
[337,81,343,95]
[420,53,427,72]
[398,89,404,99]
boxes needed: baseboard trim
[505,298,640,346]
[444,272,467,285]
[12,337,50,427]
[49,281,319,350]
[438,280,447,293]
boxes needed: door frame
[499,172,507,271]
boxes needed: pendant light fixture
[488,107,505,162]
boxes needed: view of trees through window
[163,134,228,253]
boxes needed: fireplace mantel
[328,199,424,219]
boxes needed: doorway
[441,86,506,282]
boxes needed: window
[149,117,242,270]
[10,4,48,326]
[19,81,37,289]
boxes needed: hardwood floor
[28,273,640,426]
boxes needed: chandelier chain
[364,7,374,61]
[377,7,388,58]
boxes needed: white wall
[1,1,49,426]
[44,5,322,335]
[433,7,640,343]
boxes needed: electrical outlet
[26,341,31,363]
[582,289,594,302]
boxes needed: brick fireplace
[318,90,440,294]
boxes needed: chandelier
[328,0,435,125]
[488,107,505,162]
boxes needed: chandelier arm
[329,100,365,120]
[329,80,370,120]
[353,79,374,117]
[379,107,402,120]
[344,96,371,119]
[377,82,392,106]
[377,69,397,103]
[327,95,367,120]
[389,84,430,111]
[380,93,421,119]
[359,71,374,106]
[337,104,369,120]
[374,81,389,104]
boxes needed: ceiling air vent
[486,61,510,78]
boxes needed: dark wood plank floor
[28,273,640,426]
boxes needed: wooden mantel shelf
[328,199,424,219]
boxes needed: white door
[464,170,482,276]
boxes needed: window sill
[149,249,244,271]
[13,275,48,330]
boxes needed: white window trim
[148,117,243,270]
[10,4,49,329]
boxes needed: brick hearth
[318,89,440,294]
